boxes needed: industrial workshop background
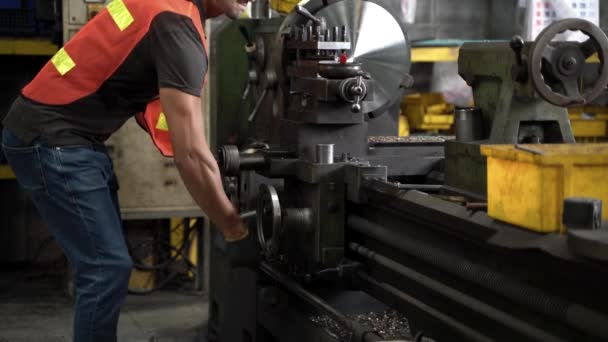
[1,0,608,341]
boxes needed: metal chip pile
[310,310,411,341]
[368,136,454,144]
[355,310,411,340]
[310,315,352,341]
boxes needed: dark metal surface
[348,215,608,340]
[317,61,364,79]
[454,107,483,142]
[350,244,557,342]
[567,229,608,262]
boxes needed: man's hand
[222,219,248,242]
[224,228,260,268]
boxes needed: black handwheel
[529,19,608,106]
[257,184,282,257]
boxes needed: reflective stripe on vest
[51,48,76,76]
[155,112,169,131]
[107,0,134,31]
[142,99,174,157]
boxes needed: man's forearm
[159,87,247,239]
[174,148,242,236]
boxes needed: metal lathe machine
[206,1,608,341]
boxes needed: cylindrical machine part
[240,153,265,169]
[316,144,334,164]
[218,145,266,176]
[283,208,313,234]
[251,0,271,18]
[454,107,483,142]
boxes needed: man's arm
[159,87,247,241]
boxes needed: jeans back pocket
[1,144,47,193]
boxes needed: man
[1,0,255,341]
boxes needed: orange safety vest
[21,0,209,157]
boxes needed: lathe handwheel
[257,184,282,257]
[529,19,608,106]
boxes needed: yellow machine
[401,93,455,133]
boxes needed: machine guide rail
[346,182,608,341]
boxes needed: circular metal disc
[257,184,281,256]
[529,18,608,106]
[279,0,411,115]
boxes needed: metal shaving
[310,315,352,341]
[310,310,411,341]
[368,135,454,144]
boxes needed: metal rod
[195,218,205,291]
[515,144,545,155]
[465,202,488,210]
[248,87,268,122]
[295,5,321,24]
[239,153,266,170]
[259,261,382,341]
[356,271,492,342]
[240,211,257,220]
[348,215,608,339]
[395,184,442,191]
[349,243,563,342]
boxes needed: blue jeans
[2,128,132,342]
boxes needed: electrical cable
[126,219,199,295]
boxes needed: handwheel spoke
[562,79,583,102]
[542,45,556,63]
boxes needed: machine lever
[240,211,257,220]
[295,5,321,25]
[248,87,269,122]
[351,75,364,113]
[510,36,525,66]
[510,35,528,82]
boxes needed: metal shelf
[0,37,58,56]
[411,45,600,63]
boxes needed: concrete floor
[0,270,209,342]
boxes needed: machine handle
[248,87,269,122]
[240,210,257,220]
[351,75,364,113]
[295,5,321,24]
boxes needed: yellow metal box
[480,144,608,233]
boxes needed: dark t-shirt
[2,11,207,146]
